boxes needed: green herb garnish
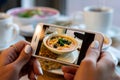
[57,38,71,46]
[18,9,43,18]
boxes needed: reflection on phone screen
[35,24,95,71]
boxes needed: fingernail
[38,67,43,75]
[90,40,99,49]
[24,45,32,54]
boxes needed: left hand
[0,41,42,80]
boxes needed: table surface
[24,36,120,80]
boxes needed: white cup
[72,6,113,34]
[0,13,19,48]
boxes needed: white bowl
[102,35,112,50]
[7,7,60,25]
[43,34,78,55]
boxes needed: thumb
[13,45,32,70]
[74,41,100,80]
[84,40,100,63]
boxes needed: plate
[0,35,25,51]
[47,50,79,75]
[72,24,120,38]
[106,26,120,38]
[19,24,35,37]
[18,15,72,37]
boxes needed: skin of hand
[0,40,42,80]
[62,40,120,80]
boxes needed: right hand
[62,41,120,80]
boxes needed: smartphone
[31,23,104,69]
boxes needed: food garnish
[18,9,43,18]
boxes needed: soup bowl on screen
[43,34,78,55]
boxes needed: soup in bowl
[7,7,60,25]
[43,34,78,55]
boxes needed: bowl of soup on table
[43,34,78,55]
[7,7,60,25]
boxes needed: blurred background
[1,1,120,80]
[0,0,119,26]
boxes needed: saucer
[0,35,25,51]
[47,50,79,75]
[19,24,35,37]
[72,24,120,38]
[18,15,72,37]
[57,50,79,63]
[106,26,120,38]
[102,35,112,50]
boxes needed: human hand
[0,41,43,80]
[62,40,120,80]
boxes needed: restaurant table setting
[0,13,25,51]
[6,7,60,37]
[0,6,120,80]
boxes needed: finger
[18,60,33,78]
[33,59,43,75]
[97,51,115,69]
[11,40,30,52]
[74,41,100,80]
[0,41,30,66]
[1,40,29,58]
[97,52,116,78]
[8,40,29,54]
[83,40,100,64]
[13,45,32,70]
[62,66,77,74]
[64,73,74,80]
[28,70,38,80]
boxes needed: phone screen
[32,24,103,72]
